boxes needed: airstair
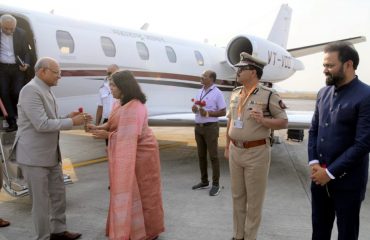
[0,131,28,197]
[0,130,73,197]
[0,96,73,197]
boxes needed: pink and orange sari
[106,100,164,240]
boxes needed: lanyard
[199,86,214,101]
[237,84,258,118]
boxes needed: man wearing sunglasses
[225,52,288,240]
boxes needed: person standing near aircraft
[225,52,288,240]
[95,64,118,145]
[191,70,226,196]
[0,14,30,132]
[14,57,90,240]
[309,42,370,240]
[88,70,164,240]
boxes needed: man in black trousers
[308,41,370,240]
[0,14,30,132]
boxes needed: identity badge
[234,119,244,129]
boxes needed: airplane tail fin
[267,4,292,49]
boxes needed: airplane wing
[288,36,366,58]
[148,110,313,129]
[286,110,313,129]
[149,113,227,126]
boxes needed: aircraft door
[12,16,37,83]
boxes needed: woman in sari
[88,70,164,240]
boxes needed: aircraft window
[56,30,74,54]
[194,50,204,66]
[165,46,177,63]
[136,42,149,60]
[101,37,116,57]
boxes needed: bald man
[14,57,91,240]
[191,70,226,196]
[95,64,119,145]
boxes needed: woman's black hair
[111,70,147,105]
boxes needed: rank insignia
[279,100,287,109]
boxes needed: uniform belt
[231,139,266,149]
[0,63,17,66]
[196,122,217,127]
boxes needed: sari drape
[106,100,164,240]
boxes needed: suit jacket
[13,77,73,167]
[0,27,30,65]
[308,77,370,198]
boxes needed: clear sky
[3,0,370,92]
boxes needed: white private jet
[0,4,366,128]
[0,4,366,197]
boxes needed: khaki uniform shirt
[227,84,288,141]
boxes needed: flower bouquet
[78,107,88,132]
[191,98,206,108]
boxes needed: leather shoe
[50,231,82,240]
[0,218,10,227]
[5,124,17,132]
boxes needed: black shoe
[192,182,209,190]
[5,124,17,132]
[50,231,82,240]
[209,185,220,196]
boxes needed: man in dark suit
[308,41,370,240]
[0,14,30,132]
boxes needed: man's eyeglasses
[46,68,61,76]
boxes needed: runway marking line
[64,156,108,168]
[61,142,184,171]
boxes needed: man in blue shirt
[308,41,370,240]
[191,70,226,196]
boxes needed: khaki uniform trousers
[229,142,271,240]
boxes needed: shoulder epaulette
[260,84,276,93]
[232,86,243,92]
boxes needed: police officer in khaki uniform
[225,52,288,240]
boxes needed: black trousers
[194,122,220,186]
[0,63,25,126]
[103,118,109,146]
[311,183,363,240]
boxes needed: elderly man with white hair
[0,14,30,132]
